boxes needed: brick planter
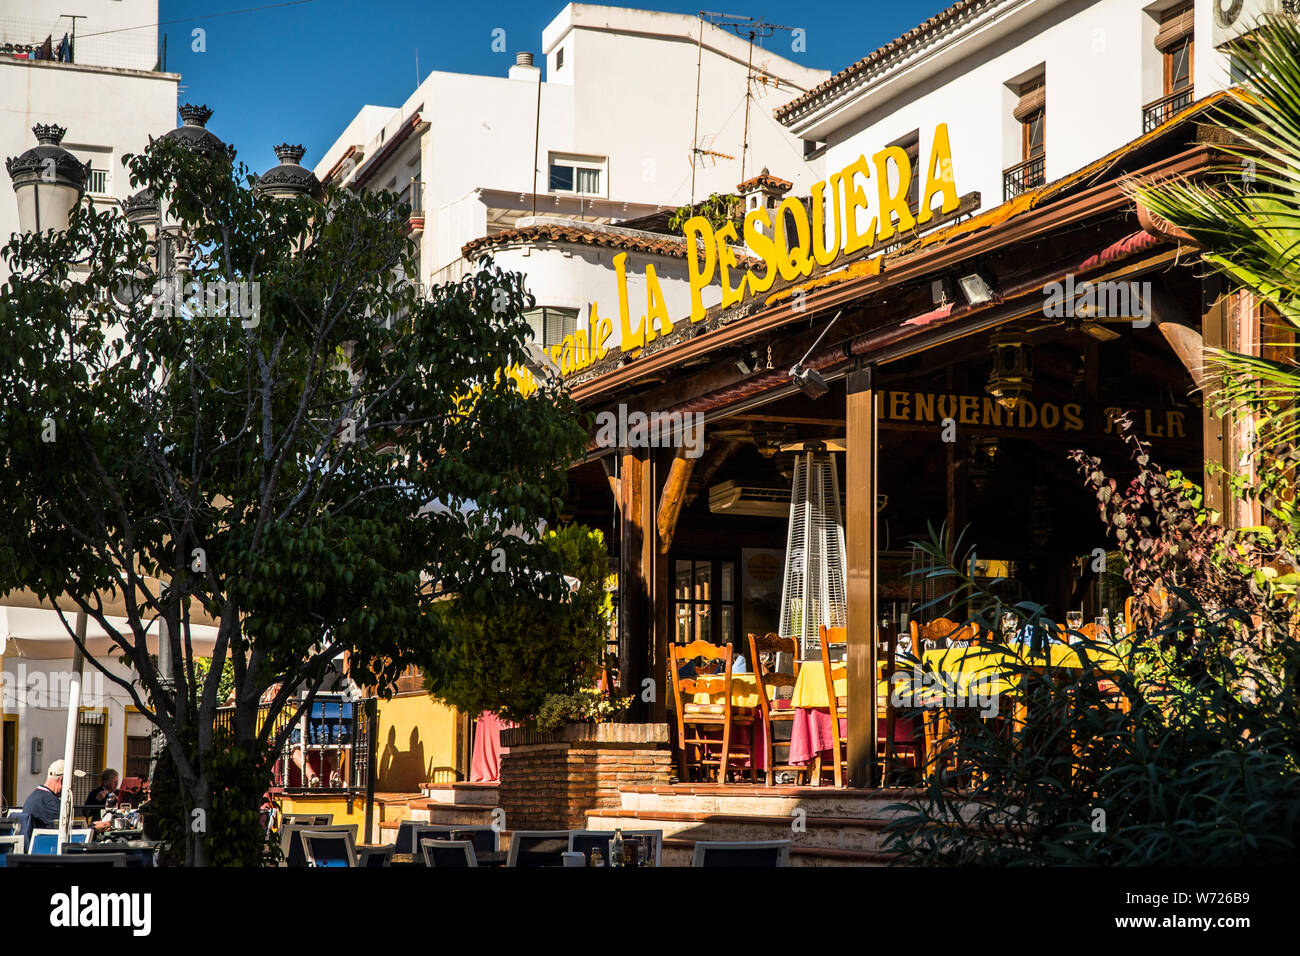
[498,723,672,831]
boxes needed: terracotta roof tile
[736,168,793,193]
[462,221,761,267]
[775,0,987,124]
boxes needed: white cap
[48,759,86,778]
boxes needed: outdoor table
[389,852,424,868]
[787,665,913,767]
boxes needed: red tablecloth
[470,711,515,783]
[687,716,769,772]
[788,708,915,766]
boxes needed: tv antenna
[688,11,795,202]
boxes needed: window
[1017,77,1046,162]
[523,306,578,348]
[73,712,106,806]
[548,154,605,196]
[1158,3,1194,95]
[1145,3,1194,132]
[556,47,565,70]
[675,559,737,645]
[87,168,110,195]
[1005,74,1046,201]
[125,735,152,780]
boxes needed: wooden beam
[845,366,878,789]
[619,447,654,721]
[686,439,742,505]
[601,455,621,502]
[655,451,696,554]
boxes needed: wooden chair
[813,625,850,787]
[910,616,961,650]
[747,632,802,786]
[670,640,755,784]
[815,626,923,787]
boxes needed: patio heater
[777,451,848,661]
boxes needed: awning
[0,603,219,660]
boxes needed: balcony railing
[87,168,109,195]
[1003,155,1046,202]
[402,179,424,218]
[1142,87,1194,133]
[215,695,377,795]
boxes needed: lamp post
[6,124,89,234]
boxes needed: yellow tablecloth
[669,673,762,709]
[789,665,903,709]
[787,643,1127,707]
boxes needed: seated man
[84,769,119,810]
[20,760,111,844]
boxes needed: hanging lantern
[986,329,1033,410]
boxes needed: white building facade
[316,3,828,351]
[777,0,1264,239]
[0,0,178,283]
[1,0,177,807]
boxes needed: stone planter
[498,723,672,831]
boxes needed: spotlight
[523,342,561,381]
[957,269,996,306]
[787,310,843,401]
[790,363,829,399]
[735,348,756,376]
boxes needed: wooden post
[1201,279,1231,517]
[845,366,878,789]
[619,448,656,721]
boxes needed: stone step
[617,784,924,821]
[660,836,896,867]
[419,782,500,806]
[586,807,898,853]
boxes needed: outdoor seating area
[666,603,1136,791]
[280,819,785,867]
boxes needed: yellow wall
[374,693,461,792]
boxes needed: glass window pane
[1027,113,1044,156]
[694,563,712,603]
[549,164,573,191]
[1171,42,1190,88]
[675,561,692,600]
[696,604,712,643]
[575,166,601,194]
[721,563,734,602]
[721,605,734,645]
[676,603,691,643]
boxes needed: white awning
[0,604,219,660]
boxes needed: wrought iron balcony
[1143,87,1195,133]
[1003,155,1046,202]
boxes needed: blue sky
[157,0,951,173]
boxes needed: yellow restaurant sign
[509,124,962,394]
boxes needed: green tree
[424,524,614,725]
[1132,16,1300,452]
[0,137,587,864]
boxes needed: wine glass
[1066,611,1084,642]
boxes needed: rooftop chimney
[509,51,540,82]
